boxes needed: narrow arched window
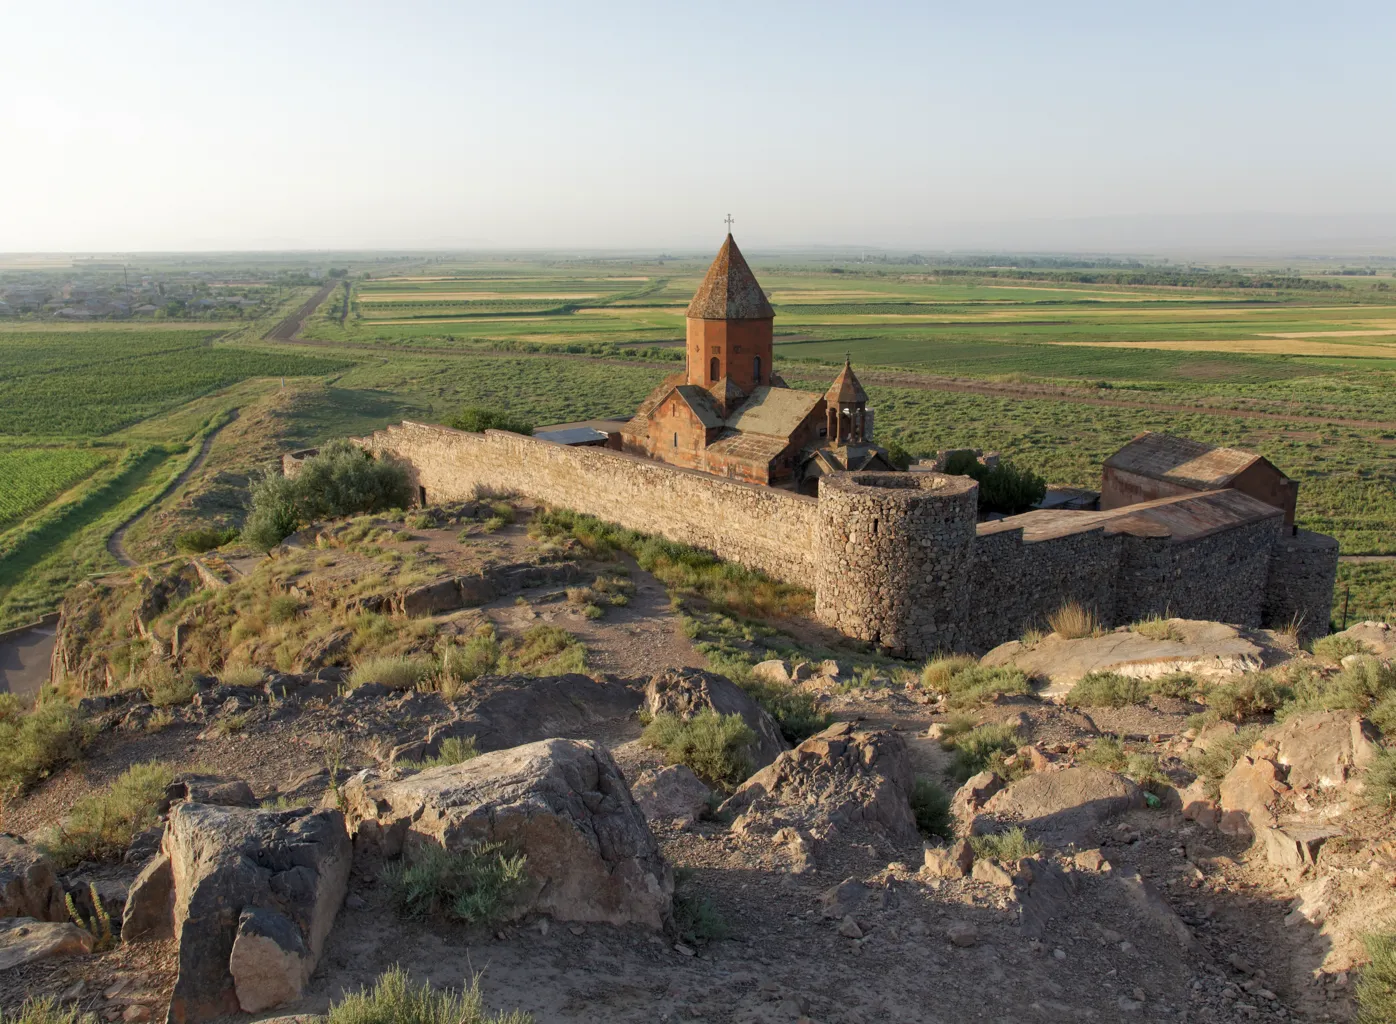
[753,355,762,384]
[710,356,720,382]
[673,432,678,448]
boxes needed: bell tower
[825,357,869,445]
[685,233,774,400]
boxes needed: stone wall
[357,422,818,585]
[351,420,1340,658]
[813,472,978,656]
[1264,529,1341,642]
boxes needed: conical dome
[685,235,775,320]
[825,358,868,405]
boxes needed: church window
[673,433,678,448]
[710,356,720,382]
[753,355,762,383]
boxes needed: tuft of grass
[673,868,729,944]
[1312,633,1372,664]
[583,603,604,620]
[219,664,265,687]
[911,777,954,840]
[944,723,1022,782]
[406,736,480,770]
[212,713,247,737]
[0,700,89,804]
[2,999,98,1024]
[267,594,302,624]
[325,966,532,1024]
[138,662,195,707]
[969,826,1042,861]
[385,843,528,925]
[351,654,435,690]
[1357,930,1396,1024]
[921,661,1032,710]
[1047,601,1101,640]
[1020,626,1047,648]
[1080,735,1126,770]
[42,760,175,868]
[499,625,587,676]
[738,679,831,744]
[641,711,756,791]
[1364,749,1396,811]
[1130,614,1183,642]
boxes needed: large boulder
[982,766,1144,844]
[1217,754,1287,838]
[1268,710,1379,792]
[983,620,1276,699]
[644,668,787,770]
[0,917,94,970]
[0,835,65,922]
[344,738,672,931]
[122,804,350,1023]
[718,722,918,843]
[631,765,712,825]
[1327,621,1393,661]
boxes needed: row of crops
[0,447,112,530]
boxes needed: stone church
[621,234,893,492]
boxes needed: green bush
[944,722,1021,782]
[1203,672,1292,722]
[174,526,239,554]
[910,777,954,840]
[267,594,302,624]
[1364,749,1396,811]
[1357,930,1396,1024]
[1312,633,1372,664]
[407,736,480,770]
[943,452,1046,515]
[244,440,412,549]
[921,661,1032,709]
[385,843,528,924]
[1066,671,1198,708]
[326,966,532,1024]
[0,701,89,803]
[42,761,175,868]
[437,630,501,686]
[739,679,831,743]
[969,826,1042,860]
[673,869,728,944]
[641,711,756,791]
[1186,724,1264,798]
[446,407,535,435]
[1279,657,1396,724]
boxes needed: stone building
[1102,432,1299,528]
[620,235,892,489]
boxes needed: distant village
[0,265,336,321]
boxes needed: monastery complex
[331,235,1342,657]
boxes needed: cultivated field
[1,253,1393,630]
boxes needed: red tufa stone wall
[1102,463,1298,528]
[685,317,773,392]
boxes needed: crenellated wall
[351,421,1339,656]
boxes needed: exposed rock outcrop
[123,803,350,1023]
[719,722,918,842]
[344,738,672,931]
[0,835,65,922]
[644,667,787,770]
[0,917,94,971]
[981,766,1144,844]
[631,765,712,825]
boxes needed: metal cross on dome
[724,214,734,233]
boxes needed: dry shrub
[1047,601,1101,640]
[42,761,175,868]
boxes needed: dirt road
[106,412,239,568]
[265,283,335,342]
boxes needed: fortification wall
[813,472,978,656]
[966,527,1121,651]
[357,422,818,584]
[1264,529,1341,641]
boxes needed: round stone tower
[814,471,979,658]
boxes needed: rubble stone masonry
[354,422,1339,656]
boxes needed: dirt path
[1340,554,1396,563]
[106,412,239,568]
[265,282,336,341]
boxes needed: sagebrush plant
[42,760,175,869]
[969,826,1042,861]
[498,625,587,676]
[138,660,195,707]
[642,711,756,791]
[943,722,1022,782]
[1066,671,1198,708]
[325,966,532,1024]
[1047,601,1101,640]
[1201,671,1292,723]
[738,678,830,744]
[219,664,265,687]
[1279,656,1396,726]
[1186,724,1264,798]
[0,699,89,804]
[910,777,954,840]
[1312,633,1372,664]
[385,843,528,924]
[920,660,1032,710]
[1356,929,1396,1024]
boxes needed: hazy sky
[2,0,1393,253]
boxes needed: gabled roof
[672,385,725,429]
[825,358,868,405]
[704,431,792,465]
[685,234,775,320]
[1104,432,1283,490]
[724,386,822,437]
[979,488,1281,544]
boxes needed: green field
[0,253,1392,630]
[0,448,111,530]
